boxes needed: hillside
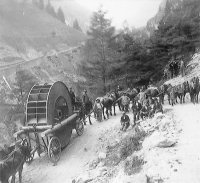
[0,0,86,62]
[146,0,183,33]
[165,52,200,86]
[51,0,91,32]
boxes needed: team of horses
[1,76,198,183]
[0,140,31,183]
[159,77,200,106]
[92,76,200,122]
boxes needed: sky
[76,0,162,28]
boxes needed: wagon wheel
[48,137,61,165]
[75,119,84,136]
[22,138,35,164]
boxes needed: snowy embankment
[74,103,200,183]
[165,52,200,86]
[73,105,183,183]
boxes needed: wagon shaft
[14,126,52,138]
[41,113,78,138]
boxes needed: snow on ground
[169,104,200,183]
[165,52,200,86]
[22,102,200,183]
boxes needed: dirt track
[168,104,200,183]
[22,103,200,183]
[23,112,122,183]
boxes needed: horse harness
[0,145,26,171]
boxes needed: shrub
[119,136,141,160]
[124,156,144,175]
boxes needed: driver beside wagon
[82,89,92,125]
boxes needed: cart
[14,81,84,165]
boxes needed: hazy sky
[76,0,162,28]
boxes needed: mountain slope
[146,0,183,33]
[0,0,86,61]
[51,0,91,32]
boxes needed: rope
[0,145,22,163]
[0,139,28,164]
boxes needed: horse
[75,99,93,125]
[108,91,121,115]
[125,88,139,101]
[0,140,31,183]
[167,85,176,106]
[99,94,114,120]
[174,81,190,104]
[189,77,200,104]
[145,86,159,98]
[174,84,184,104]
[144,86,160,105]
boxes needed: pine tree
[38,0,44,9]
[57,7,65,23]
[79,8,120,94]
[46,2,57,18]
[73,19,82,32]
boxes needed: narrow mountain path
[168,104,200,183]
[23,111,123,183]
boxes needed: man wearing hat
[82,89,89,104]
[93,98,103,122]
[69,87,76,109]
[117,85,123,92]
[120,112,130,132]
[132,99,142,126]
[82,89,92,125]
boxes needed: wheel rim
[76,121,84,136]
[48,137,61,164]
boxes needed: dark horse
[0,140,31,183]
[158,84,169,104]
[175,81,190,104]
[74,98,93,125]
[125,88,139,101]
[99,91,120,119]
[189,77,200,104]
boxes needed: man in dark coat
[69,87,76,108]
[82,89,89,104]
[169,60,174,79]
[132,100,142,126]
[174,60,179,77]
[120,112,130,132]
[82,89,92,125]
[117,85,123,93]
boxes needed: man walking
[82,89,92,125]
[120,112,130,132]
[132,100,142,126]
